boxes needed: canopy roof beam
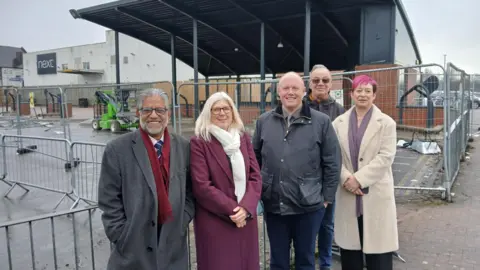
[225,0,304,61]
[115,7,237,75]
[159,0,274,73]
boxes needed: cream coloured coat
[332,105,399,254]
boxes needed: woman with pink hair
[331,75,399,270]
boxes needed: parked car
[427,90,479,109]
[469,93,480,108]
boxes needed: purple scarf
[348,107,373,217]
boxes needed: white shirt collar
[149,134,164,146]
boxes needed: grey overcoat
[98,130,195,270]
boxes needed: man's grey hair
[310,64,329,73]
[136,88,170,109]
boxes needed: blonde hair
[194,92,244,141]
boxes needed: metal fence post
[470,74,475,136]
[459,72,465,160]
[14,88,22,141]
[445,63,452,201]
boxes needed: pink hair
[352,75,377,93]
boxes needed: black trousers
[340,216,393,270]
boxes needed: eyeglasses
[211,106,231,115]
[311,78,331,85]
[140,107,168,115]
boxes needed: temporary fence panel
[16,87,65,119]
[0,81,181,141]
[62,81,173,107]
[469,74,476,136]
[463,74,471,152]
[62,81,175,133]
[0,86,73,143]
[176,77,351,137]
[70,141,106,208]
[2,135,74,210]
[176,65,452,196]
[177,65,446,136]
[445,63,471,201]
[331,64,448,196]
[336,64,447,131]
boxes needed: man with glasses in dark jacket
[305,64,345,270]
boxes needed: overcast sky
[1,0,478,73]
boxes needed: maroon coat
[190,133,262,270]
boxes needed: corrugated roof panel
[240,0,306,20]
[181,0,235,13]
[129,1,177,19]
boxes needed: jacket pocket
[370,176,394,201]
[298,176,322,206]
[116,221,131,255]
[260,171,273,201]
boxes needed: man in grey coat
[253,72,341,270]
[98,88,195,270]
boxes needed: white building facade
[23,30,197,86]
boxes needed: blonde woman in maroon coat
[190,91,262,270]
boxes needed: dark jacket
[303,91,345,121]
[252,102,342,215]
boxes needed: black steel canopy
[70,0,420,77]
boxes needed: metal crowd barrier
[2,134,75,210]
[0,134,106,211]
[69,141,105,208]
[0,206,104,270]
[0,205,269,270]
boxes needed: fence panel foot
[3,182,30,197]
[0,177,13,187]
[16,145,38,155]
[53,192,77,211]
[393,251,407,263]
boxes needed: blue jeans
[266,208,325,270]
[318,202,335,270]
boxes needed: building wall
[359,4,421,68]
[393,7,418,66]
[359,5,395,65]
[23,43,107,86]
[104,31,199,83]
[22,30,199,87]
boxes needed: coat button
[359,158,363,161]
[147,247,153,252]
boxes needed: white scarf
[209,125,246,203]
